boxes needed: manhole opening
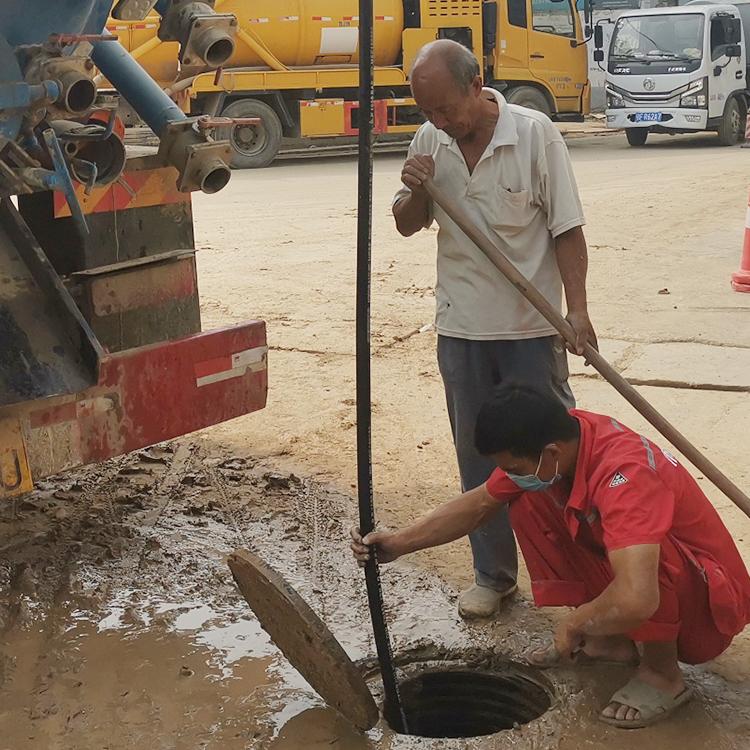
[383,668,552,739]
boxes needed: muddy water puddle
[2,597,340,749]
[1,441,749,749]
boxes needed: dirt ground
[2,130,750,749]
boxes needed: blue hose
[90,35,185,136]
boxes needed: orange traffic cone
[732,191,750,292]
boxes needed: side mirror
[594,49,605,62]
[726,43,742,58]
[594,25,604,49]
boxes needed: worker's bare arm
[554,225,598,356]
[393,155,434,236]
[349,485,499,565]
[554,543,661,657]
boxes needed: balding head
[410,40,480,94]
[409,40,485,140]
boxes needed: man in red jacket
[351,383,750,728]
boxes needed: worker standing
[393,40,597,619]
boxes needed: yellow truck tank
[111,2,404,88]
[211,0,403,67]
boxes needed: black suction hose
[356,0,408,733]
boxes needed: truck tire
[218,99,282,169]
[505,86,552,117]
[717,97,743,146]
[625,128,648,147]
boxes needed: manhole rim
[359,646,562,740]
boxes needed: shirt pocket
[489,188,534,236]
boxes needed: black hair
[474,383,579,458]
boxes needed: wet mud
[1,440,749,749]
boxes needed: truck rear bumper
[606,108,708,131]
[1,322,268,498]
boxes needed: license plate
[0,419,33,498]
[634,112,662,123]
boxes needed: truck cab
[602,2,748,145]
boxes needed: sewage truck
[109,0,594,167]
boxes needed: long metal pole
[356,0,408,733]
[425,178,750,518]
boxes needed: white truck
[595,1,750,145]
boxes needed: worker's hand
[349,526,403,567]
[565,309,599,361]
[553,618,585,663]
[401,154,435,195]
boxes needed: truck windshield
[610,14,704,63]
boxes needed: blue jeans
[437,334,575,591]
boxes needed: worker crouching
[350,383,750,729]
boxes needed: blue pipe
[90,35,186,136]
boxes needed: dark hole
[205,37,235,67]
[75,136,126,185]
[66,78,97,114]
[384,669,551,738]
[201,165,231,194]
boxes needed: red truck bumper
[1,322,267,497]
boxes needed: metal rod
[424,178,750,519]
[356,0,408,732]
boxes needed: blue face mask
[506,452,561,492]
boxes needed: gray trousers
[437,334,575,591]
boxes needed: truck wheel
[717,97,743,146]
[218,99,282,169]
[505,86,552,117]
[626,128,648,147]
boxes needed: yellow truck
[109,0,591,167]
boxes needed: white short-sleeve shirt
[394,88,585,341]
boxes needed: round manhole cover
[227,549,379,731]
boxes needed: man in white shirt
[393,39,597,619]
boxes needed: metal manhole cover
[227,548,379,731]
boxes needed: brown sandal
[599,677,694,729]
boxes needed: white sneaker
[458,583,518,620]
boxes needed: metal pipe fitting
[50,120,126,186]
[188,21,236,68]
[90,35,231,193]
[157,1,237,68]
[56,69,97,114]
[23,57,97,117]
[157,119,231,194]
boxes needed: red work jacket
[486,410,750,636]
